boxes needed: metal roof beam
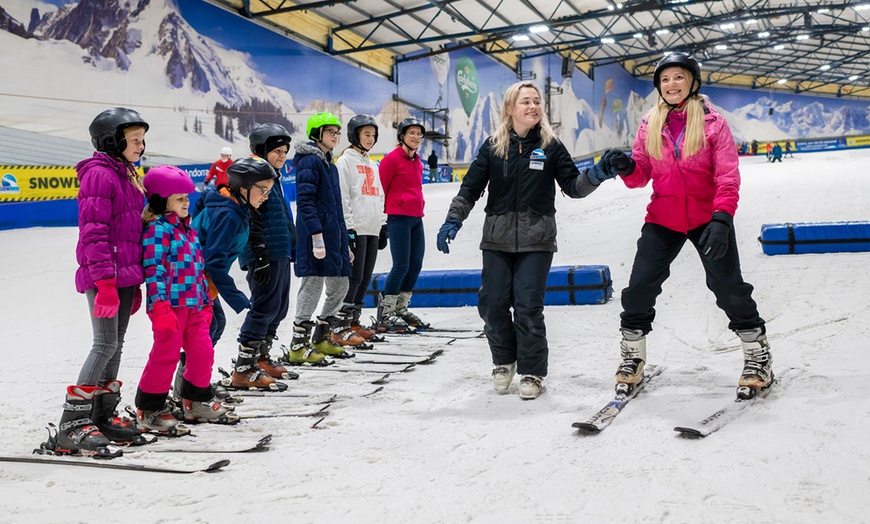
[240,0,358,18]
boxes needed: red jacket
[623,106,740,233]
[205,158,232,186]
[379,146,425,217]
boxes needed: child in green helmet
[290,112,358,362]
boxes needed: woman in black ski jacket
[435,80,630,399]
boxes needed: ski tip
[205,459,231,472]
[572,422,602,433]
[257,434,273,448]
[673,427,706,439]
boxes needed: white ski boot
[492,362,516,393]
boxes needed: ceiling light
[715,44,728,50]
[656,29,670,35]
[777,79,788,84]
[796,34,810,40]
[529,25,549,33]
[849,75,860,80]
[607,5,615,10]
[855,4,870,10]
[758,31,770,38]
[820,64,831,70]
[512,34,530,41]
[720,23,736,30]
[633,33,643,38]
[601,37,616,44]
[745,19,758,25]
[863,26,870,31]
[774,44,785,50]
[817,8,830,14]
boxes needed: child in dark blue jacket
[191,156,280,390]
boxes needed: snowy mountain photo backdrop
[1,0,869,164]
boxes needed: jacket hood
[295,141,331,163]
[75,152,128,181]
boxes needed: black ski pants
[620,222,764,334]
[478,249,553,377]
[344,235,379,305]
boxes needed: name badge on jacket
[530,148,546,171]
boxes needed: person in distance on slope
[435,81,627,400]
[375,117,430,333]
[191,156,280,390]
[615,52,772,400]
[136,166,239,433]
[54,107,152,457]
[291,112,356,362]
[335,114,388,343]
[204,146,232,187]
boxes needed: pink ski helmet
[143,165,195,199]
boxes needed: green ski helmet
[306,112,341,142]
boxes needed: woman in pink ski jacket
[614,53,773,402]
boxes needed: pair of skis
[572,365,785,437]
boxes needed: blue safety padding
[365,265,612,308]
[759,221,870,255]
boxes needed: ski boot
[375,293,416,334]
[93,380,153,446]
[615,328,646,394]
[134,389,191,436]
[492,362,517,393]
[736,327,774,400]
[231,343,282,390]
[343,304,384,342]
[182,399,241,424]
[281,321,333,366]
[518,375,544,400]
[254,337,299,380]
[54,385,122,458]
[312,317,355,358]
[329,314,369,348]
[396,291,430,329]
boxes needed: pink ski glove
[131,286,142,315]
[149,300,179,332]
[93,279,120,318]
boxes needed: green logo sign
[454,57,479,117]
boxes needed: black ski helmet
[397,117,426,143]
[347,114,379,151]
[227,156,278,190]
[249,123,292,158]
[89,107,149,157]
[653,52,702,106]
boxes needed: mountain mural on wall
[0,0,406,161]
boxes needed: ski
[231,391,339,403]
[353,348,444,359]
[128,434,272,454]
[352,355,435,366]
[0,455,229,474]
[299,363,416,374]
[572,365,665,433]
[417,327,483,334]
[674,368,794,438]
[239,403,331,420]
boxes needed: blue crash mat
[759,221,870,255]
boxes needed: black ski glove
[378,224,388,250]
[348,229,357,251]
[698,212,732,260]
[251,243,271,286]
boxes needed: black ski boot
[258,336,299,380]
[93,380,153,446]
[55,385,122,458]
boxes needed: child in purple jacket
[134,166,239,435]
[53,108,150,458]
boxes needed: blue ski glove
[436,219,462,254]
[698,212,733,260]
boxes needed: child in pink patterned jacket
[135,166,239,434]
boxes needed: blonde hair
[491,81,557,159]
[644,76,708,161]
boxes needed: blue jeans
[384,215,425,295]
